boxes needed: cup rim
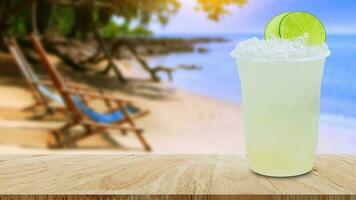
[231,50,331,62]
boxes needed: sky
[149,0,356,35]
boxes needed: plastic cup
[233,52,330,177]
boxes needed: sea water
[148,34,356,119]
[231,37,330,176]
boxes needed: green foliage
[0,0,247,38]
[195,0,247,21]
[99,19,127,37]
[8,11,29,36]
[99,19,152,38]
[130,25,153,36]
[49,5,75,34]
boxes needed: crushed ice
[231,36,329,60]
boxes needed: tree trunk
[126,44,200,82]
[31,1,38,34]
[31,0,87,71]
[85,0,126,83]
[35,0,53,35]
[126,44,161,82]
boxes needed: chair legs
[48,121,152,151]
[47,122,77,148]
[23,101,66,121]
[48,132,79,148]
[134,129,152,151]
[23,102,41,112]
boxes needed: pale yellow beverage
[232,37,330,177]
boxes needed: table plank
[0,155,355,195]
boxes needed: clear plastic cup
[233,52,330,177]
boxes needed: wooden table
[0,155,355,199]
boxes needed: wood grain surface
[0,155,355,197]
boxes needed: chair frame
[29,34,151,151]
[4,37,56,114]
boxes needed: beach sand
[0,52,355,154]
[0,85,245,154]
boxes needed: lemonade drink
[231,37,330,177]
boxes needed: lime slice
[264,12,289,40]
[279,12,326,45]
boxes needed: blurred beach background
[0,0,355,153]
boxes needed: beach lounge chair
[29,34,151,151]
[4,37,64,115]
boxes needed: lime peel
[264,11,326,45]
